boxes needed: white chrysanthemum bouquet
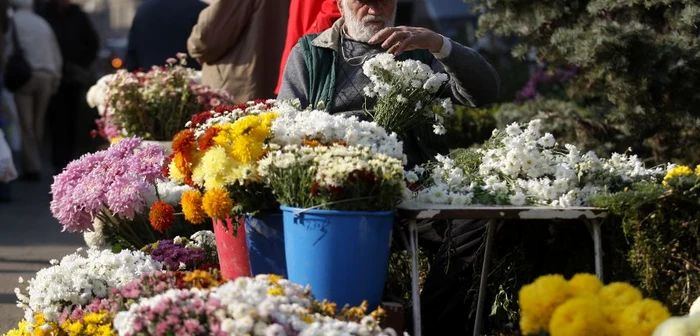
[405,119,668,207]
[257,109,406,211]
[362,53,454,135]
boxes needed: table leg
[591,219,604,280]
[409,219,422,336]
[473,219,498,336]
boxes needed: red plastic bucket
[213,217,251,280]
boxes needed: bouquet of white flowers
[362,53,454,135]
[405,119,668,207]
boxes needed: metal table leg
[590,220,604,280]
[408,219,422,336]
[473,219,499,336]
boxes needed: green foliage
[591,178,700,313]
[446,104,499,149]
[467,0,700,163]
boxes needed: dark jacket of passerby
[0,0,7,69]
[41,0,99,86]
[126,0,206,71]
[187,0,289,102]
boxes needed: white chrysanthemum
[17,248,161,324]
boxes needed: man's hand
[368,26,443,56]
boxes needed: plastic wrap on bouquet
[213,217,251,279]
[281,206,394,310]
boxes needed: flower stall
[7,48,699,336]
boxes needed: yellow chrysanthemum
[569,273,603,297]
[616,299,671,336]
[268,287,284,296]
[168,159,186,184]
[269,274,283,284]
[599,282,643,307]
[181,190,207,224]
[202,188,233,219]
[109,137,123,145]
[519,274,573,335]
[5,319,30,336]
[548,297,606,336]
[183,270,221,289]
[696,165,700,177]
[663,165,693,185]
[200,146,231,190]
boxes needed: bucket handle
[292,196,383,218]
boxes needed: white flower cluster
[183,230,216,250]
[86,74,113,116]
[143,179,194,206]
[362,53,454,135]
[15,248,162,325]
[363,53,447,96]
[653,296,700,336]
[258,144,405,188]
[270,109,406,162]
[114,274,400,336]
[185,99,278,137]
[407,119,667,207]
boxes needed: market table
[396,202,608,336]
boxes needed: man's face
[340,0,397,42]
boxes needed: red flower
[162,153,175,178]
[189,111,213,128]
[149,201,175,233]
[310,181,320,196]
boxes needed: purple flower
[143,240,206,271]
[51,137,165,232]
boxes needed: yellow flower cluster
[519,273,670,336]
[60,311,114,336]
[213,112,277,165]
[662,165,697,185]
[5,313,59,336]
[171,112,278,225]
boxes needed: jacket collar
[311,18,345,51]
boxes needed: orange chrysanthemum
[149,200,175,233]
[174,152,192,177]
[172,129,196,154]
[181,190,207,224]
[303,138,322,147]
[198,127,221,152]
[202,188,233,220]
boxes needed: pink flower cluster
[50,138,166,232]
[116,289,218,336]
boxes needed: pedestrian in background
[0,0,11,201]
[8,0,61,181]
[274,0,341,95]
[41,0,99,175]
[188,0,289,102]
[126,0,206,72]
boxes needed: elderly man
[278,0,500,334]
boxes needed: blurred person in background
[0,0,9,200]
[127,0,206,72]
[274,0,341,95]
[187,0,289,102]
[8,0,62,181]
[41,0,99,175]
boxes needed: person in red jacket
[274,0,340,95]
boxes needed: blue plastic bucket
[245,214,287,278]
[281,205,394,309]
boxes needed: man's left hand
[368,26,443,55]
